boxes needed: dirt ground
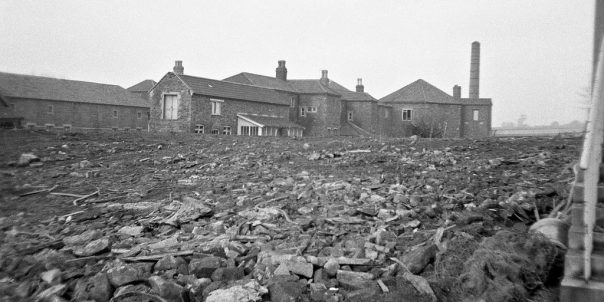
[0,130,581,302]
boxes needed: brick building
[378,79,491,138]
[0,72,149,131]
[224,61,379,137]
[149,61,304,136]
[378,41,492,138]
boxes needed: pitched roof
[127,79,156,92]
[224,73,297,92]
[326,81,376,101]
[0,72,148,107]
[379,79,457,105]
[238,114,304,129]
[177,74,290,106]
[458,98,492,105]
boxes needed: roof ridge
[180,73,281,92]
[0,71,123,88]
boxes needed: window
[307,106,317,113]
[162,94,178,120]
[241,126,249,135]
[113,110,118,118]
[10,103,16,112]
[347,111,353,121]
[194,124,204,134]
[112,127,118,131]
[47,105,54,114]
[473,110,479,121]
[223,126,231,135]
[63,124,72,131]
[290,97,296,108]
[211,129,219,135]
[124,127,130,131]
[26,123,36,130]
[250,126,259,136]
[402,109,413,121]
[300,107,306,117]
[385,110,390,118]
[45,124,55,131]
[136,127,142,131]
[137,111,142,119]
[211,99,223,115]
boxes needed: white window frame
[300,107,306,117]
[290,97,296,108]
[63,124,72,131]
[347,111,353,121]
[307,106,317,113]
[211,129,219,135]
[210,98,223,116]
[194,124,204,134]
[162,93,179,120]
[472,109,479,121]
[402,109,413,121]
[223,126,231,135]
[113,110,118,119]
[45,123,55,131]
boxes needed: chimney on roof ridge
[356,78,364,93]
[453,85,461,99]
[173,60,184,75]
[320,70,329,86]
[276,60,287,81]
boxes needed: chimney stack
[469,41,480,99]
[173,60,184,75]
[320,70,329,86]
[276,60,287,81]
[356,78,364,93]
[453,85,461,99]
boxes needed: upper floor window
[385,110,390,118]
[137,111,142,119]
[300,107,306,117]
[162,94,178,120]
[402,109,413,121]
[473,110,479,121]
[211,99,223,115]
[290,97,296,108]
[10,103,16,111]
[47,105,54,114]
[347,111,353,121]
[113,110,118,118]
[307,106,317,113]
[211,129,219,135]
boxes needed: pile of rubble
[0,132,580,301]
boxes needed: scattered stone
[268,279,307,302]
[73,237,111,256]
[323,258,339,277]
[148,275,185,302]
[189,256,222,278]
[18,153,39,166]
[336,270,374,290]
[205,279,268,302]
[63,230,102,246]
[73,272,113,302]
[106,262,151,287]
[154,255,188,275]
[211,267,245,281]
[117,225,144,236]
[284,260,314,278]
[400,243,438,274]
[40,268,62,285]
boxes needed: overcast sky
[0,0,594,126]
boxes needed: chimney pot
[276,60,287,80]
[356,78,364,93]
[453,85,461,99]
[173,60,184,75]
[320,70,329,86]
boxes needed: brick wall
[4,98,148,131]
[346,101,378,133]
[191,95,289,134]
[297,94,342,136]
[388,103,462,138]
[460,102,492,138]
[149,73,192,132]
[377,105,393,137]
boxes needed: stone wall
[346,101,378,133]
[297,94,342,136]
[149,73,192,132]
[461,102,492,138]
[388,103,462,138]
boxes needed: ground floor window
[347,111,353,121]
[124,127,130,131]
[223,126,231,135]
[473,110,479,121]
[26,123,36,130]
[45,124,54,131]
[402,109,413,121]
[63,124,72,131]
[240,125,259,136]
[211,129,219,135]
[194,124,204,134]
[112,127,118,131]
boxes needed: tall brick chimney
[320,70,329,86]
[453,85,461,99]
[356,78,364,93]
[469,41,480,99]
[276,60,287,81]
[173,60,184,75]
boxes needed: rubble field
[0,131,581,302]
